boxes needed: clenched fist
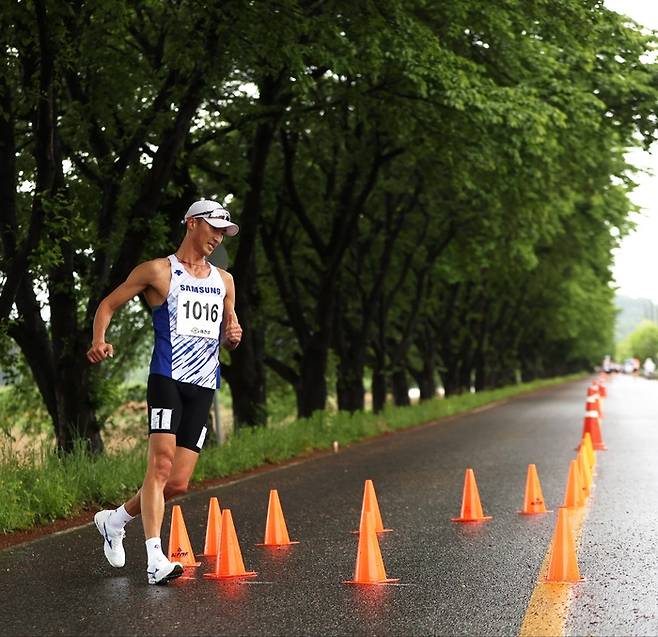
[223,312,242,349]
[87,342,114,363]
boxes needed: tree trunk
[336,356,365,412]
[54,359,104,453]
[371,368,387,413]
[9,282,57,422]
[11,280,103,452]
[459,359,473,392]
[49,233,104,451]
[227,73,286,428]
[297,335,328,418]
[417,358,437,401]
[474,348,488,391]
[391,368,410,406]
[442,361,464,396]
[333,299,366,412]
[224,320,267,427]
[411,326,437,400]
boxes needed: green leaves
[617,321,658,362]
[2,0,657,437]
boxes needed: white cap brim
[203,218,239,236]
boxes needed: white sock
[145,537,166,566]
[107,505,134,534]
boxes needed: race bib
[176,291,222,339]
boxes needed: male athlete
[87,200,241,585]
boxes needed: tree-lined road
[2,374,657,636]
[4,3,656,449]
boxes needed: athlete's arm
[87,260,164,363]
[218,269,242,350]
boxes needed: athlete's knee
[164,479,189,500]
[147,451,175,485]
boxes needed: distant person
[87,200,241,585]
[632,356,641,377]
[643,357,656,377]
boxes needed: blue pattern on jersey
[148,255,225,389]
[150,300,172,377]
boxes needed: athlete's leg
[157,380,212,501]
[123,490,141,517]
[122,446,200,516]
[104,378,209,542]
[140,432,177,539]
[96,375,188,581]
[164,446,200,499]
[140,430,185,583]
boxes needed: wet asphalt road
[2,374,656,636]
[566,375,658,636]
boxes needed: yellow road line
[519,507,587,637]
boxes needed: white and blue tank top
[149,255,226,389]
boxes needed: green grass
[0,373,584,534]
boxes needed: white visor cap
[182,200,239,236]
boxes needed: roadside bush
[0,373,584,534]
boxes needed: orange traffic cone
[562,459,585,509]
[581,432,596,470]
[582,410,606,451]
[518,464,551,515]
[344,511,399,585]
[585,394,602,418]
[598,381,607,398]
[577,448,592,498]
[545,507,584,582]
[353,479,392,534]
[204,509,256,580]
[452,468,492,522]
[168,505,201,567]
[595,393,603,418]
[257,489,299,546]
[201,497,222,557]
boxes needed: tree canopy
[1,0,657,450]
[617,320,658,362]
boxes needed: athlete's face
[190,219,225,255]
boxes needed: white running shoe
[94,509,126,568]
[147,558,184,585]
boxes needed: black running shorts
[146,374,215,453]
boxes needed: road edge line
[519,507,588,637]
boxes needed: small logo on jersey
[174,269,183,276]
[180,283,222,295]
[191,327,212,336]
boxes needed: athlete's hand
[87,342,114,363]
[223,312,242,349]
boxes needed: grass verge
[0,373,584,534]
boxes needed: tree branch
[280,130,327,256]
[264,354,300,386]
